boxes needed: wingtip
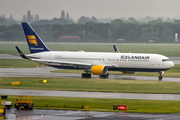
[15,46,28,59]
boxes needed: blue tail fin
[113,45,120,53]
[22,22,50,54]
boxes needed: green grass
[0,59,40,68]
[1,42,180,57]
[4,95,180,113]
[1,77,180,94]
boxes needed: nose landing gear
[158,71,164,81]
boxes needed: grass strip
[0,77,180,94]
[0,59,45,68]
[3,95,180,113]
[1,43,180,57]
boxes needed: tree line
[1,18,180,43]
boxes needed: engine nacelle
[122,71,137,74]
[91,65,108,75]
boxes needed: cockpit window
[162,59,170,62]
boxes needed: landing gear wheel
[99,73,109,79]
[81,73,91,78]
[16,106,19,110]
[14,103,19,110]
[24,105,29,110]
[29,103,33,110]
[158,76,163,81]
[158,71,163,81]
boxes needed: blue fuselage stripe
[48,65,169,72]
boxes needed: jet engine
[91,65,108,75]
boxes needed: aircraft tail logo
[27,35,38,46]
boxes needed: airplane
[15,22,174,80]
[113,45,120,53]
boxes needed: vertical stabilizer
[113,45,120,53]
[22,22,50,53]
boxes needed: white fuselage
[27,51,174,72]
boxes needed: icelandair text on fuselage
[120,55,150,59]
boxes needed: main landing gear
[99,73,109,79]
[81,73,109,79]
[81,73,91,78]
[158,71,164,81]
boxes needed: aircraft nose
[169,61,175,68]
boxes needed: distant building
[116,39,126,42]
[149,40,155,43]
[59,36,81,42]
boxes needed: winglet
[15,46,28,59]
[113,45,120,53]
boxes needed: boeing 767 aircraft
[15,22,174,80]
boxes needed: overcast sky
[1,0,180,20]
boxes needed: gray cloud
[0,0,180,20]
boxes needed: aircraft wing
[15,46,116,68]
[31,58,116,68]
[15,46,28,59]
